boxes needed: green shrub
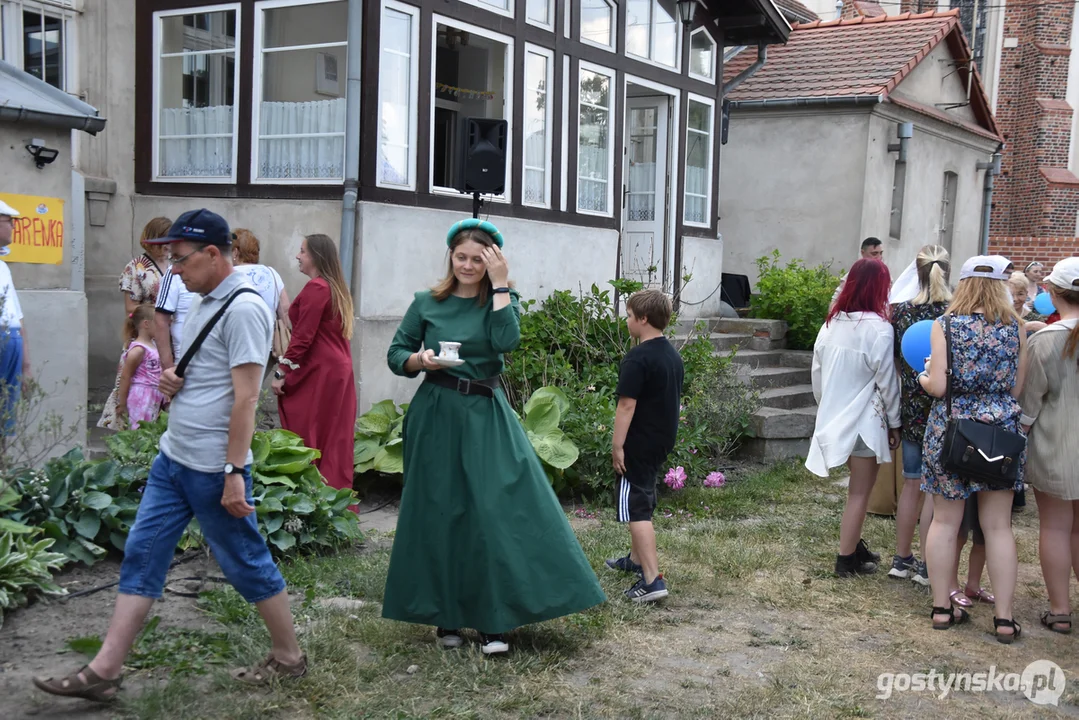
[0,530,68,628]
[751,249,842,350]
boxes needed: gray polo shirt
[159,272,272,472]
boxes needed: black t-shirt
[616,337,685,465]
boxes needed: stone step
[714,318,787,340]
[673,332,754,353]
[738,365,812,390]
[740,437,812,462]
[749,406,817,439]
[759,383,817,410]
[729,349,785,368]
[780,350,813,368]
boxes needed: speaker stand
[472,192,483,219]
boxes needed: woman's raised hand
[482,246,509,287]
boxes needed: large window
[459,0,512,18]
[577,63,615,216]
[0,1,74,90]
[253,0,347,183]
[525,0,551,30]
[378,0,419,189]
[153,6,240,181]
[523,45,553,208]
[689,28,715,82]
[580,0,614,50]
[626,0,679,69]
[431,18,513,196]
[684,96,714,226]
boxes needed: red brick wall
[991,1,1079,238]
[988,237,1079,267]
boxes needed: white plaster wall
[718,108,871,281]
[892,43,978,126]
[863,106,998,278]
[353,202,618,411]
[681,234,725,316]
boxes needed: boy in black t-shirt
[607,289,684,603]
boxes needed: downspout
[338,0,363,290]
[977,144,1003,255]
[722,44,767,96]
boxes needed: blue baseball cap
[146,208,231,245]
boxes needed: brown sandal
[1041,611,1073,634]
[230,653,307,685]
[32,665,123,702]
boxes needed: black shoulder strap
[944,314,954,419]
[175,288,259,378]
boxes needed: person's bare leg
[86,594,156,681]
[1072,502,1079,582]
[629,521,659,584]
[895,479,922,559]
[978,490,1019,636]
[952,528,969,597]
[839,456,877,555]
[918,496,933,560]
[255,590,303,664]
[966,542,987,593]
[926,495,965,623]
[1035,489,1073,620]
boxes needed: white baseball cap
[0,200,20,217]
[1045,257,1079,291]
[959,255,1012,281]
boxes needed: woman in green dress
[383,219,606,655]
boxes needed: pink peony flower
[664,466,687,490]
[704,471,726,488]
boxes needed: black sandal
[1040,611,1072,635]
[994,617,1022,644]
[931,605,969,630]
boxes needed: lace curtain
[159,106,234,178]
[684,166,708,224]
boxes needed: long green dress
[382,289,606,633]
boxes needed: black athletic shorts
[616,459,659,523]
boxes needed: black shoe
[436,628,463,649]
[855,539,880,565]
[835,553,877,578]
[480,633,509,655]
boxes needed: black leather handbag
[939,315,1026,490]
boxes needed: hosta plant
[353,400,406,477]
[0,530,68,628]
[520,387,580,493]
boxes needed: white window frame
[576,60,617,217]
[525,0,553,31]
[251,0,348,185]
[579,0,616,53]
[429,15,514,202]
[560,54,569,212]
[684,92,714,228]
[625,0,681,73]
[377,0,420,191]
[522,43,553,209]
[152,3,242,184]
[688,27,716,84]
[458,0,513,20]
[1,0,77,93]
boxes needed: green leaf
[262,515,284,534]
[365,399,401,421]
[67,635,103,658]
[251,433,271,465]
[356,413,391,436]
[81,491,114,511]
[85,461,119,489]
[373,443,403,475]
[73,513,101,540]
[287,496,316,515]
[0,519,36,535]
[330,515,359,538]
[252,471,296,489]
[268,530,296,552]
[110,532,128,552]
[256,496,284,514]
[522,397,560,435]
[525,386,570,418]
[530,429,580,470]
[353,436,381,465]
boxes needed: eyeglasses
[167,246,207,266]
[0,217,12,226]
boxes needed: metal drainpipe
[338,0,363,290]
[722,44,767,97]
[977,145,1003,255]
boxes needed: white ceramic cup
[439,341,461,360]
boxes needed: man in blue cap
[34,209,306,702]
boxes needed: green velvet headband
[446,218,504,248]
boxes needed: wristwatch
[274,369,285,380]
[224,463,238,476]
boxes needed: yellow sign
[0,193,65,265]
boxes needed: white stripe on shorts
[618,475,630,523]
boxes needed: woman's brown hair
[1049,285,1079,364]
[138,217,172,253]
[232,228,260,265]
[304,234,353,340]
[947,276,1018,325]
[432,228,507,305]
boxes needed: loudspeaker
[455,118,508,195]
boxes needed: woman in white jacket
[807,259,902,577]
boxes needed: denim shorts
[119,452,285,603]
[901,439,924,480]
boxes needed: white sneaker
[436,628,463,649]
[480,633,509,655]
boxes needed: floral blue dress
[921,314,1025,500]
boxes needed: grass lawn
[85,462,1075,719]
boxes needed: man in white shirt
[154,265,195,369]
[0,200,30,433]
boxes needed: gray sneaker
[911,559,930,587]
[887,554,916,580]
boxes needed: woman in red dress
[272,234,357,500]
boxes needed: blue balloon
[901,319,935,372]
[1033,292,1056,316]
